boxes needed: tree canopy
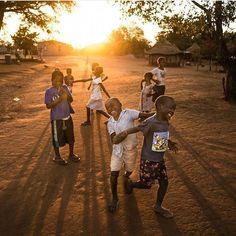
[115,0,236,65]
[12,25,39,57]
[0,1,74,30]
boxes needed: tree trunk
[0,4,5,30]
[215,1,229,69]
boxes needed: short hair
[155,95,175,109]
[157,57,165,65]
[92,62,99,71]
[51,70,64,82]
[105,97,121,107]
[144,72,153,80]
[94,66,103,75]
[66,68,72,73]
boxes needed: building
[37,40,74,57]
[145,40,182,66]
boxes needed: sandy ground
[0,55,235,236]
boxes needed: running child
[44,70,80,165]
[114,95,178,218]
[105,97,154,212]
[74,66,111,126]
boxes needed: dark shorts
[152,85,166,102]
[51,116,75,147]
[139,159,168,186]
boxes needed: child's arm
[102,76,108,82]
[73,78,92,83]
[168,140,178,153]
[140,79,144,90]
[139,112,155,119]
[99,83,110,98]
[46,92,67,109]
[112,126,141,144]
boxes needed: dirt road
[0,56,235,236]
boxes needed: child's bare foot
[154,205,174,218]
[69,154,80,162]
[81,121,91,126]
[108,198,119,213]
[53,156,68,165]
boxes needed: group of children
[44,57,178,218]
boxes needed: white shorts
[110,148,138,172]
[87,99,104,110]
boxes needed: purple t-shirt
[44,85,71,120]
[138,115,169,162]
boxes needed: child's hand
[116,131,127,139]
[168,140,178,153]
[59,88,68,100]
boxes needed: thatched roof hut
[146,40,182,66]
[186,43,201,55]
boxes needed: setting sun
[52,1,159,48]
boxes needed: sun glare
[55,1,122,48]
[0,0,159,49]
[54,1,159,48]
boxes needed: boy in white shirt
[151,57,166,102]
[105,97,154,212]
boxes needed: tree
[115,0,236,66]
[12,25,39,58]
[108,26,150,56]
[0,1,74,30]
[157,14,207,50]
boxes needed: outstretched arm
[99,83,110,98]
[112,126,141,144]
[139,112,155,119]
[73,78,92,83]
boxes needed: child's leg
[156,178,168,206]
[96,110,110,118]
[109,171,119,212]
[81,107,91,125]
[53,147,68,165]
[54,146,60,157]
[68,143,80,162]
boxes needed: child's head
[91,62,99,72]
[94,66,103,77]
[51,70,64,88]
[66,68,72,75]
[157,57,165,67]
[144,72,153,82]
[155,95,176,121]
[105,97,122,119]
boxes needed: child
[140,72,154,113]
[105,97,155,212]
[44,70,80,165]
[151,57,166,102]
[87,62,108,91]
[64,68,74,93]
[74,66,111,126]
[114,95,178,218]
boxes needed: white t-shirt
[151,67,166,86]
[90,77,102,100]
[107,109,140,158]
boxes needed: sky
[0,0,160,48]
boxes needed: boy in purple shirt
[115,95,178,218]
[45,70,80,165]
